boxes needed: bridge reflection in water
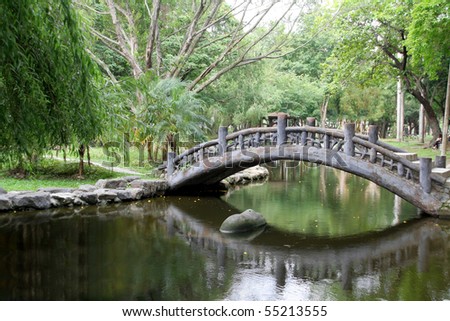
[0,193,449,300]
[165,199,448,300]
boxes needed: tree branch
[145,0,161,70]
[85,48,118,83]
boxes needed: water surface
[0,163,449,300]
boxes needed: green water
[223,162,420,237]
[1,163,450,300]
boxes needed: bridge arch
[166,118,450,217]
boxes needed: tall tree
[324,0,449,142]
[0,0,103,170]
[78,0,308,92]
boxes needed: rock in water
[220,209,266,233]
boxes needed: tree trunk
[440,63,450,156]
[87,145,91,166]
[147,138,154,162]
[320,95,329,128]
[78,144,85,177]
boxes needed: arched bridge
[166,115,450,217]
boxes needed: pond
[0,162,449,300]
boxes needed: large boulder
[129,180,168,197]
[0,187,7,195]
[95,178,128,190]
[220,209,267,234]
[50,193,76,207]
[10,192,52,210]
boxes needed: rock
[224,166,269,186]
[129,180,168,197]
[78,192,98,205]
[0,195,12,211]
[96,189,118,202]
[38,187,76,194]
[50,193,76,207]
[220,209,267,234]
[0,187,7,194]
[78,184,97,192]
[111,188,144,201]
[10,192,52,210]
[95,178,128,190]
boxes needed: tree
[0,0,103,172]
[78,0,308,91]
[323,0,449,142]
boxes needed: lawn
[382,136,450,160]
[0,158,153,191]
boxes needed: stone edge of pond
[0,166,269,213]
[0,177,168,213]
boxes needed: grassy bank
[382,137,450,160]
[0,159,130,191]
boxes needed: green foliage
[340,85,395,122]
[0,0,103,167]
[406,0,450,80]
[111,74,208,143]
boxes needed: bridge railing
[168,115,445,193]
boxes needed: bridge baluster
[324,134,331,149]
[344,123,356,156]
[419,158,432,193]
[307,117,316,144]
[167,152,176,176]
[397,163,405,177]
[301,130,307,146]
[368,125,378,163]
[277,113,288,146]
[218,126,228,156]
[239,134,244,150]
[435,155,446,168]
[254,132,260,147]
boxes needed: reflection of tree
[0,202,235,300]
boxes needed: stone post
[368,125,378,163]
[239,134,244,150]
[167,152,176,176]
[277,113,288,146]
[435,155,446,168]
[324,134,331,150]
[307,117,316,141]
[254,132,261,147]
[344,123,355,156]
[419,157,432,194]
[218,126,228,156]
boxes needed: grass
[0,158,130,191]
[382,136,450,160]
[45,146,157,175]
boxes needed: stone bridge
[166,115,450,217]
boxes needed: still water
[1,163,450,300]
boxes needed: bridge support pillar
[167,152,176,176]
[368,125,379,163]
[435,155,446,168]
[277,113,288,146]
[218,126,228,156]
[420,157,432,193]
[344,123,356,156]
